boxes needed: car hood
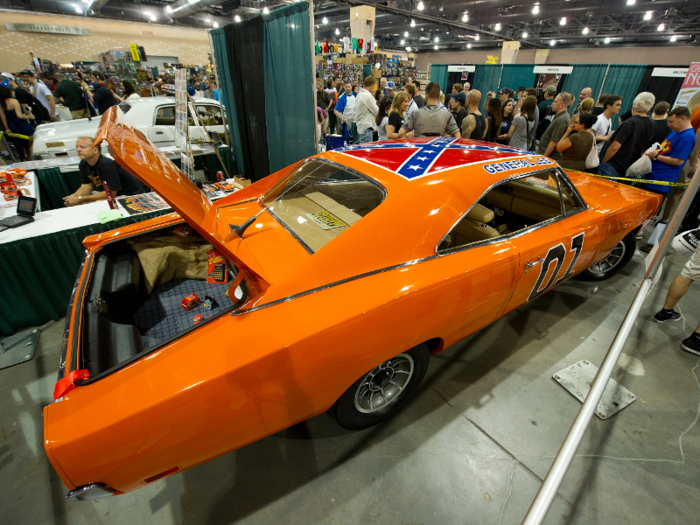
[94,106,276,290]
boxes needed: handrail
[522,162,700,525]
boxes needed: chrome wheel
[587,241,627,277]
[354,354,414,414]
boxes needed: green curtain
[430,64,449,96]
[561,64,609,115]
[36,168,82,211]
[210,27,245,176]
[0,210,171,336]
[499,65,536,93]
[474,65,502,113]
[263,2,315,174]
[600,65,646,129]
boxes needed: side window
[556,171,585,212]
[154,106,175,126]
[195,105,224,126]
[439,170,566,252]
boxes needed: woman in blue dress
[496,99,514,145]
[0,79,35,160]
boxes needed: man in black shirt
[600,92,657,178]
[452,92,468,130]
[82,71,118,115]
[412,80,426,108]
[63,136,147,206]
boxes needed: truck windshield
[261,160,386,253]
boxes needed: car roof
[122,96,220,106]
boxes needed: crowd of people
[316,75,699,223]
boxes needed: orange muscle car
[44,108,661,500]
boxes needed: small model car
[193,314,203,324]
[44,108,661,501]
[180,294,200,310]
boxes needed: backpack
[535,104,554,141]
[25,91,51,125]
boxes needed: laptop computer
[0,195,37,228]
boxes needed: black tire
[328,343,430,431]
[577,232,637,281]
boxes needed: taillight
[144,466,179,483]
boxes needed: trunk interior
[80,225,244,379]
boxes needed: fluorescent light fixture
[74,5,82,13]
[335,28,339,34]
[434,45,438,50]
[462,12,468,22]
[657,23,665,31]
[406,46,412,51]
[582,26,589,34]
[166,6,172,13]
[410,19,416,27]
[532,3,539,15]
[467,43,472,49]
[550,39,556,46]
[671,35,677,42]
[213,21,219,28]
[644,11,652,20]
[417,1,424,11]
[495,23,501,31]
[434,36,439,42]
[560,17,566,26]
[522,31,528,38]
[404,31,409,37]
[627,0,635,4]
[234,14,241,22]
[400,39,405,44]
[322,16,328,24]
[604,37,610,43]
[263,7,269,14]
[149,13,156,21]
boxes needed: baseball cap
[386,81,395,89]
[0,78,10,89]
[455,92,467,106]
[1,72,15,81]
[19,69,35,76]
[544,85,557,95]
[498,87,514,96]
[518,86,526,91]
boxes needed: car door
[148,104,176,147]
[193,103,226,142]
[502,169,599,314]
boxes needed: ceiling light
[335,28,339,34]
[644,11,652,20]
[234,15,241,22]
[495,23,501,31]
[462,12,468,22]
[582,26,589,34]
[434,36,439,42]
[149,13,156,21]
[657,23,665,31]
[475,34,480,41]
[166,6,172,13]
[406,46,412,51]
[417,1,424,11]
[467,43,472,49]
[263,7,269,14]
[400,39,405,44]
[410,19,416,27]
[522,31,528,38]
[434,45,438,50]
[322,16,328,24]
[550,39,556,46]
[626,0,635,4]
[671,35,677,42]
[404,31,409,37]
[560,17,566,26]
[604,37,610,43]
[74,5,82,13]
[213,21,219,28]
[532,3,539,15]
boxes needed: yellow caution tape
[0,130,32,141]
[568,170,690,187]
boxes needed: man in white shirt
[404,84,419,119]
[355,76,379,143]
[19,69,56,121]
[591,94,622,153]
[334,82,357,140]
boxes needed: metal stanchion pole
[309,0,319,153]
[522,164,700,525]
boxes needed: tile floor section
[1,246,699,525]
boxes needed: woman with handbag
[556,113,599,172]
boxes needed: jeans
[359,128,374,144]
[598,162,620,177]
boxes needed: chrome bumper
[66,483,116,501]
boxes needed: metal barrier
[522,164,700,525]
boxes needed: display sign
[673,62,700,108]
[486,56,499,65]
[129,44,140,62]
[447,65,476,73]
[651,67,689,78]
[533,66,573,74]
[5,22,91,35]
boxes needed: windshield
[118,101,131,114]
[261,160,385,253]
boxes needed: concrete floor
[2,246,700,525]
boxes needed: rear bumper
[66,483,116,501]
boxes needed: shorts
[681,244,700,281]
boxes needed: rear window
[118,101,131,114]
[261,160,385,253]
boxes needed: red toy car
[180,294,201,311]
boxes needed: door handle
[155,131,164,135]
[525,257,545,274]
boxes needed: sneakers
[681,336,700,356]
[653,308,681,323]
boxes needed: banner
[533,65,573,74]
[486,55,499,65]
[448,65,476,72]
[673,62,700,108]
[129,43,140,62]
